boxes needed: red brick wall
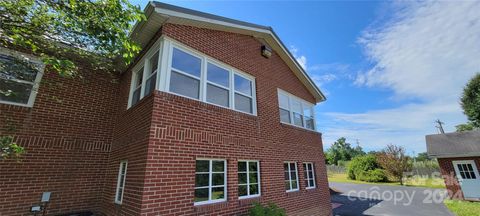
[438,157,480,200]
[0,67,118,215]
[115,24,332,216]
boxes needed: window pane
[195,174,209,187]
[278,92,289,109]
[292,180,298,189]
[149,51,159,74]
[303,104,312,117]
[211,187,225,200]
[250,184,259,195]
[116,188,123,201]
[293,113,304,127]
[207,63,229,87]
[234,74,252,96]
[172,48,201,77]
[285,181,290,190]
[135,68,144,88]
[305,117,314,129]
[291,171,297,180]
[249,173,258,183]
[238,162,247,172]
[280,108,291,123]
[121,163,127,174]
[291,99,302,114]
[194,188,209,202]
[0,79,32,104]
[144,75,156,95]
[235,93,252,113]
[196,160,209,172]
[284,171,289,181]
[212,161,224,172]
[284,163,289,172]
[249,162,258,172]
[239,173,247,184]
[212,173,224,186]
[309,179,315,187]
[238,185,248,196]
[170,71,200,99]
[0,54,38,82]
[207,84,229,107]
[119,174,125,187]
[131,88,141,105]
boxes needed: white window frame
[115,160,128,204]
[277,89,316,131]
[127,40,163,108]
[163,37,257,115]
[194,158,227,206]
[0,47,45,107]
[284,162,299,192]
[238,160,261,199]
[303,162,316,189]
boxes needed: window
[234,74,253,113]
[115,160,128,204]
[0,49,44,107]
[284,162,299,192]
[128,42,162,108]
[206,62,230,107]
[195,159,226,205]
[303,162,316,189]
[238,161,260,199]
[167,44,256,115]
[278,89,316,130]
[169,47,201,99]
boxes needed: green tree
[460,73,480,129]
[414,152,430,162]
[0,0,145,159]
[325,137,365,165]
[455,122,476,132]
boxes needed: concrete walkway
[330,182,454,216]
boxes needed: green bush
[347,154,387,182]
[357,169,388,182]
[250,202,286,216]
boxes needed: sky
[130,0,480,154]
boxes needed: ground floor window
[115,160,128,204]
[284,162,299,192]
[303,162,316,189]
[238,160,260,198]
[195,159,226,205]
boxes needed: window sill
[238,195,261,206]
[280,122,321,134]
[194,200,228,213]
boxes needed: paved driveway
[330,182,454,216]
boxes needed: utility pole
[435,119,445,134]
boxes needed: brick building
[0,2,332,215]
[426,130,480,201]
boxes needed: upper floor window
[277,89,316,130]
[128,43,162,108]
[0,49,44,107]
[167,44,256,115]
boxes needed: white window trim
[194,158,227,206]
[0,47,45,108]
[284,161,299,192]
[163,37,257,116]
[277,89,316,131]
[127,39,163,108]
[303,162,316,189]
[115,160,128,204]
[238,160,261,199]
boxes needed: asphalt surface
[330,182,454,216]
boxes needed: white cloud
[321,1,480,153]
[289,45,308,70]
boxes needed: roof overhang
[129,1,326,103]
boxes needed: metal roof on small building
[426,130,480,158]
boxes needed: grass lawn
[328,173,445,189]
[444,199,480,216]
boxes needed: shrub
[357,169,388,182]
[347,154,387,182]
[250,202,286,216]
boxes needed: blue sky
[130,1,480,154]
